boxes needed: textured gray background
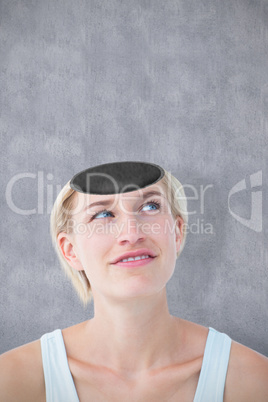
[1,0,267,356]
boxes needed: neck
[85,288,183,376]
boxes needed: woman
[1,161,268,402]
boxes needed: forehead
[72,181,167,214]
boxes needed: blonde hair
[50,181,92,306]
[160,169,188,257]
[50,170,188,305]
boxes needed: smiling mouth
[112,256,156,267]
[117,255,152,263]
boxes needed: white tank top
[40,326,232,402]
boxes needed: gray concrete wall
[1,0,267,356]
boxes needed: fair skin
[0,181,268,401]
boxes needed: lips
[111,248,157,264]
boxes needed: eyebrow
[83,190,165,212]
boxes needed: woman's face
[59,181,183,301]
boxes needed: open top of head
[70,161,165,195]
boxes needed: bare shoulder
[0,339,45,402]
[179,320,268,401]
[224,338,268,402]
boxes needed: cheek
[157,216,178,258]
[153,215,176,240]
[76,233,112,264]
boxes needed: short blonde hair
[50,169,188,305]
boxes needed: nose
[115,213,146,245]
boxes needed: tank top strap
[40,329,80,402]
[193,327,232,402]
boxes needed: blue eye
[90,199,161,221]
[141,200,161,212]
[91,210,114,220]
